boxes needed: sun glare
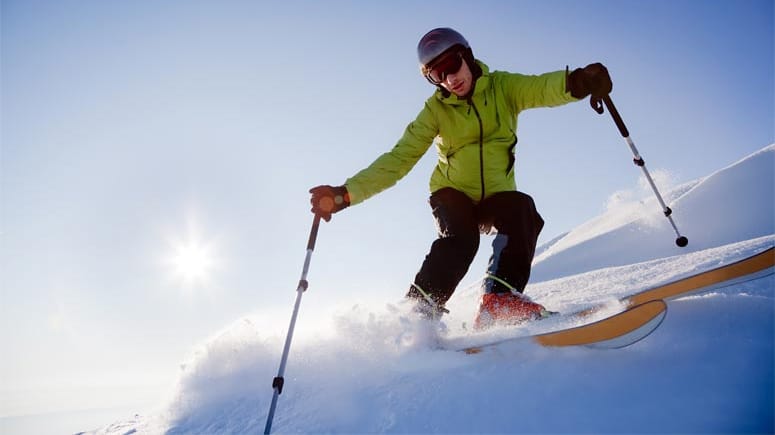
[172,241,214,283]
[163,214,221,288]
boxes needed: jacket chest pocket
[438,110,483,150]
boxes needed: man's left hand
[567,63,612,99]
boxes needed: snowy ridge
[531,144,774,281]
[87,144,774,434]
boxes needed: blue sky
[1,0,773,419]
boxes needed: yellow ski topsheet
[462,246,774,354]
[626,247,774,306]
[534,300,666,348]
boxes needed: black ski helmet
[417,27,469,68]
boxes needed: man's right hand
[309,185,350,222]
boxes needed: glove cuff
[566,66,590,99]
[332,185,351,208]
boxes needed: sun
[166,233,218,286]
[171,241,213,283]
[163,214,220,287]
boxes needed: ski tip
[585,300,667,349]
[534,299,667,348]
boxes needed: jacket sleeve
[500,70,578,112]
[344,103,438,205]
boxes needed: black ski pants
[407,187,544,307]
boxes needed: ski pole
[264,213,322,434]
[594,94,689,248]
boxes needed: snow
[88,144,774,434]
[531,144,775,281]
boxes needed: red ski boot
[474,292,553,330]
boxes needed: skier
[310,27,612,329]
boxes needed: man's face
[425,50,473,97]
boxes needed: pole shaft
[601,96,686,241]
[264,214,322,434]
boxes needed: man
[310,28,612,329]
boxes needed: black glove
[309,185,350,222]
[567,63,613,99]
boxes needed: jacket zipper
[469,100,485,201]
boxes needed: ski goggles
[423,50,464,85]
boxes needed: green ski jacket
[345,62,578,205]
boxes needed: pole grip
[602,95,630,138]
[307,214,322,251]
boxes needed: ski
[566,247,774,320]
[623,247,773,307]
[457,246,773,355]
[460,299,667,354]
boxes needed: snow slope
[531,144,775,281]
[89,144,774,434]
